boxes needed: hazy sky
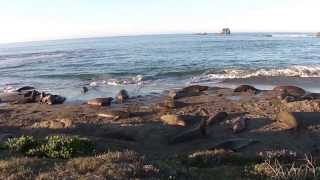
[1,0,320,43]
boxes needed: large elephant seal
[116,89,129,103]
[234,85,259,94]
[273,86,306,98]
[275,112,320,130]
[41,94,66,105]
[16,86,35,92]
[168,85,209,99]
[182,85,209,93]
[275,112,299,130]
[87,97,113,106]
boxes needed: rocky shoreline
[2,84,320,179]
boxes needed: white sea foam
[191,65,320,83]
[271,34,312,38]
[89,75,145,87]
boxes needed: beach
[2,84,320,179]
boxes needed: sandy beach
[1,84,320,179]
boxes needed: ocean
[0,33,320,101]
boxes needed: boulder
[234,85,259,94]
[87,97,113,106]
[273,86,306,98]
[116,89,129,103]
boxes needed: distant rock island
[316,32,320,37]
[221,28,231,35]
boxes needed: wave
[0,49,96,61]
[271,34,313,38]
[89,75,145,86]
[191,65,320,83]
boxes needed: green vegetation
[3,136,320,179]
[251,156,320,179]
[6,136,37,154]
[5,135,95,159]
[0,151,160,180]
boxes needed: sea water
[0,33,320,101]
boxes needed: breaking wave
[271,34,313,38]
[191,65,320,83]
[89,75,145,86]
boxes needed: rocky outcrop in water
[221,28,231,35]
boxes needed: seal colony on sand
[0,87,66,105]
[3,84,320,178]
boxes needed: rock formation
[221,28,231,35]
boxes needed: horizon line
[0,31,318,46]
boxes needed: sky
[0,0,320,43]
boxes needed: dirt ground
[1,86,320,179]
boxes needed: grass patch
[5,135,95,159]
[37,150,160,179]
[250,155,320,179]
[0,157,56,180]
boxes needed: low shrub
[6,136,38,154]
[5,135,95,159]
[251,155,320,179]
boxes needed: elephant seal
[87,97,113,106]
[273,86,306,98]
[181,85,209,93]
[234,85,259,94]
[81,87,89,94]
[207,112,228,126]
[98,110,130,120]
[16,86,35,92]
[116,89,129,103]
[41,94,66,105]
[168,85,209,99]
